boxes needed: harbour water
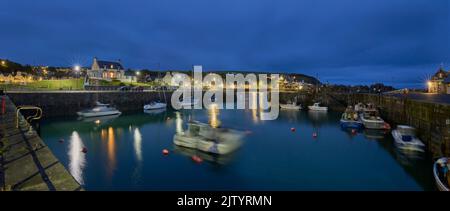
[40,107,435,191]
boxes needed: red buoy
[312,132,318,138]
[290,127,296,132]
[162,149,169,155]
[351,129,357,134]
[81,147,88,153]
[192,155,203,163]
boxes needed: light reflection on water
[41,107,435,191]
[68,131,85,185]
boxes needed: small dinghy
[391,125,425,152]
[433,157,450,191]
[308,102,328,111]
[77,102,121,118]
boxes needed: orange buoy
[81,147,88,153]
[312,132,318,138]
[290,127,296,132]
[162,149,169,155]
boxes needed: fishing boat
[143,102,166,110]
[280,102,302,110]
[173,120,245,155]
[340,106,363,129]
[77,102,121,118]
[391,125,425,152]
[308,102,328,111]
[359,107,390,130]
[433,157,450,191]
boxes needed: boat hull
[340,119,363,129]
[308,106,328,111]
[433,158,450,191]
[77,110,122,118]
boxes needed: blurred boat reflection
[363,129,387,140]
[143,108,166,115]
[173,145,235,165]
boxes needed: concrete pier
[0,95,82,191]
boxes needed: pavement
[0,95,82,191]
[383,93,450,105]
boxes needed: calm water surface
[40,107,435,190]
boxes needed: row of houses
[0,72,36,84]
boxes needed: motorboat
[391,125,425,152]
[173,120,245,155]
[433,157,450,191]
[77,102,121,118]
[359,108,390,130]
[280,102,301,110]
[143,102,167,110]
[308,102,328,111]
[340,106,363,129]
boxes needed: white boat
[173,121,245,155]
[360,109,389,129]
[433,157,450,191]
[280,102,301,110]
[77,102,121,118]
[391,125,425,152]
[143,102,167,110]
[308,102,328,111]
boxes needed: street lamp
[1,60,5,66]
[74,65,81,72]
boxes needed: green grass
[0,79,84,91]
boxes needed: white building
[87,57,126,81]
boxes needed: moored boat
[308,102,328,111]
[340,106,363,129]
[391,125,425,152]
[433,157,450,191]
[359,107,390,130]
[143,102,167,110]
[77,102,121,118]
[280,102,301,110]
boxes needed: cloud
[0,0,448,87]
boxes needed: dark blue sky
[1,0,449,88]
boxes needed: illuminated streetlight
[1,60,5,66]
[73,65,81,72]
[136,71,140,75]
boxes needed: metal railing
[16,106,43,133]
